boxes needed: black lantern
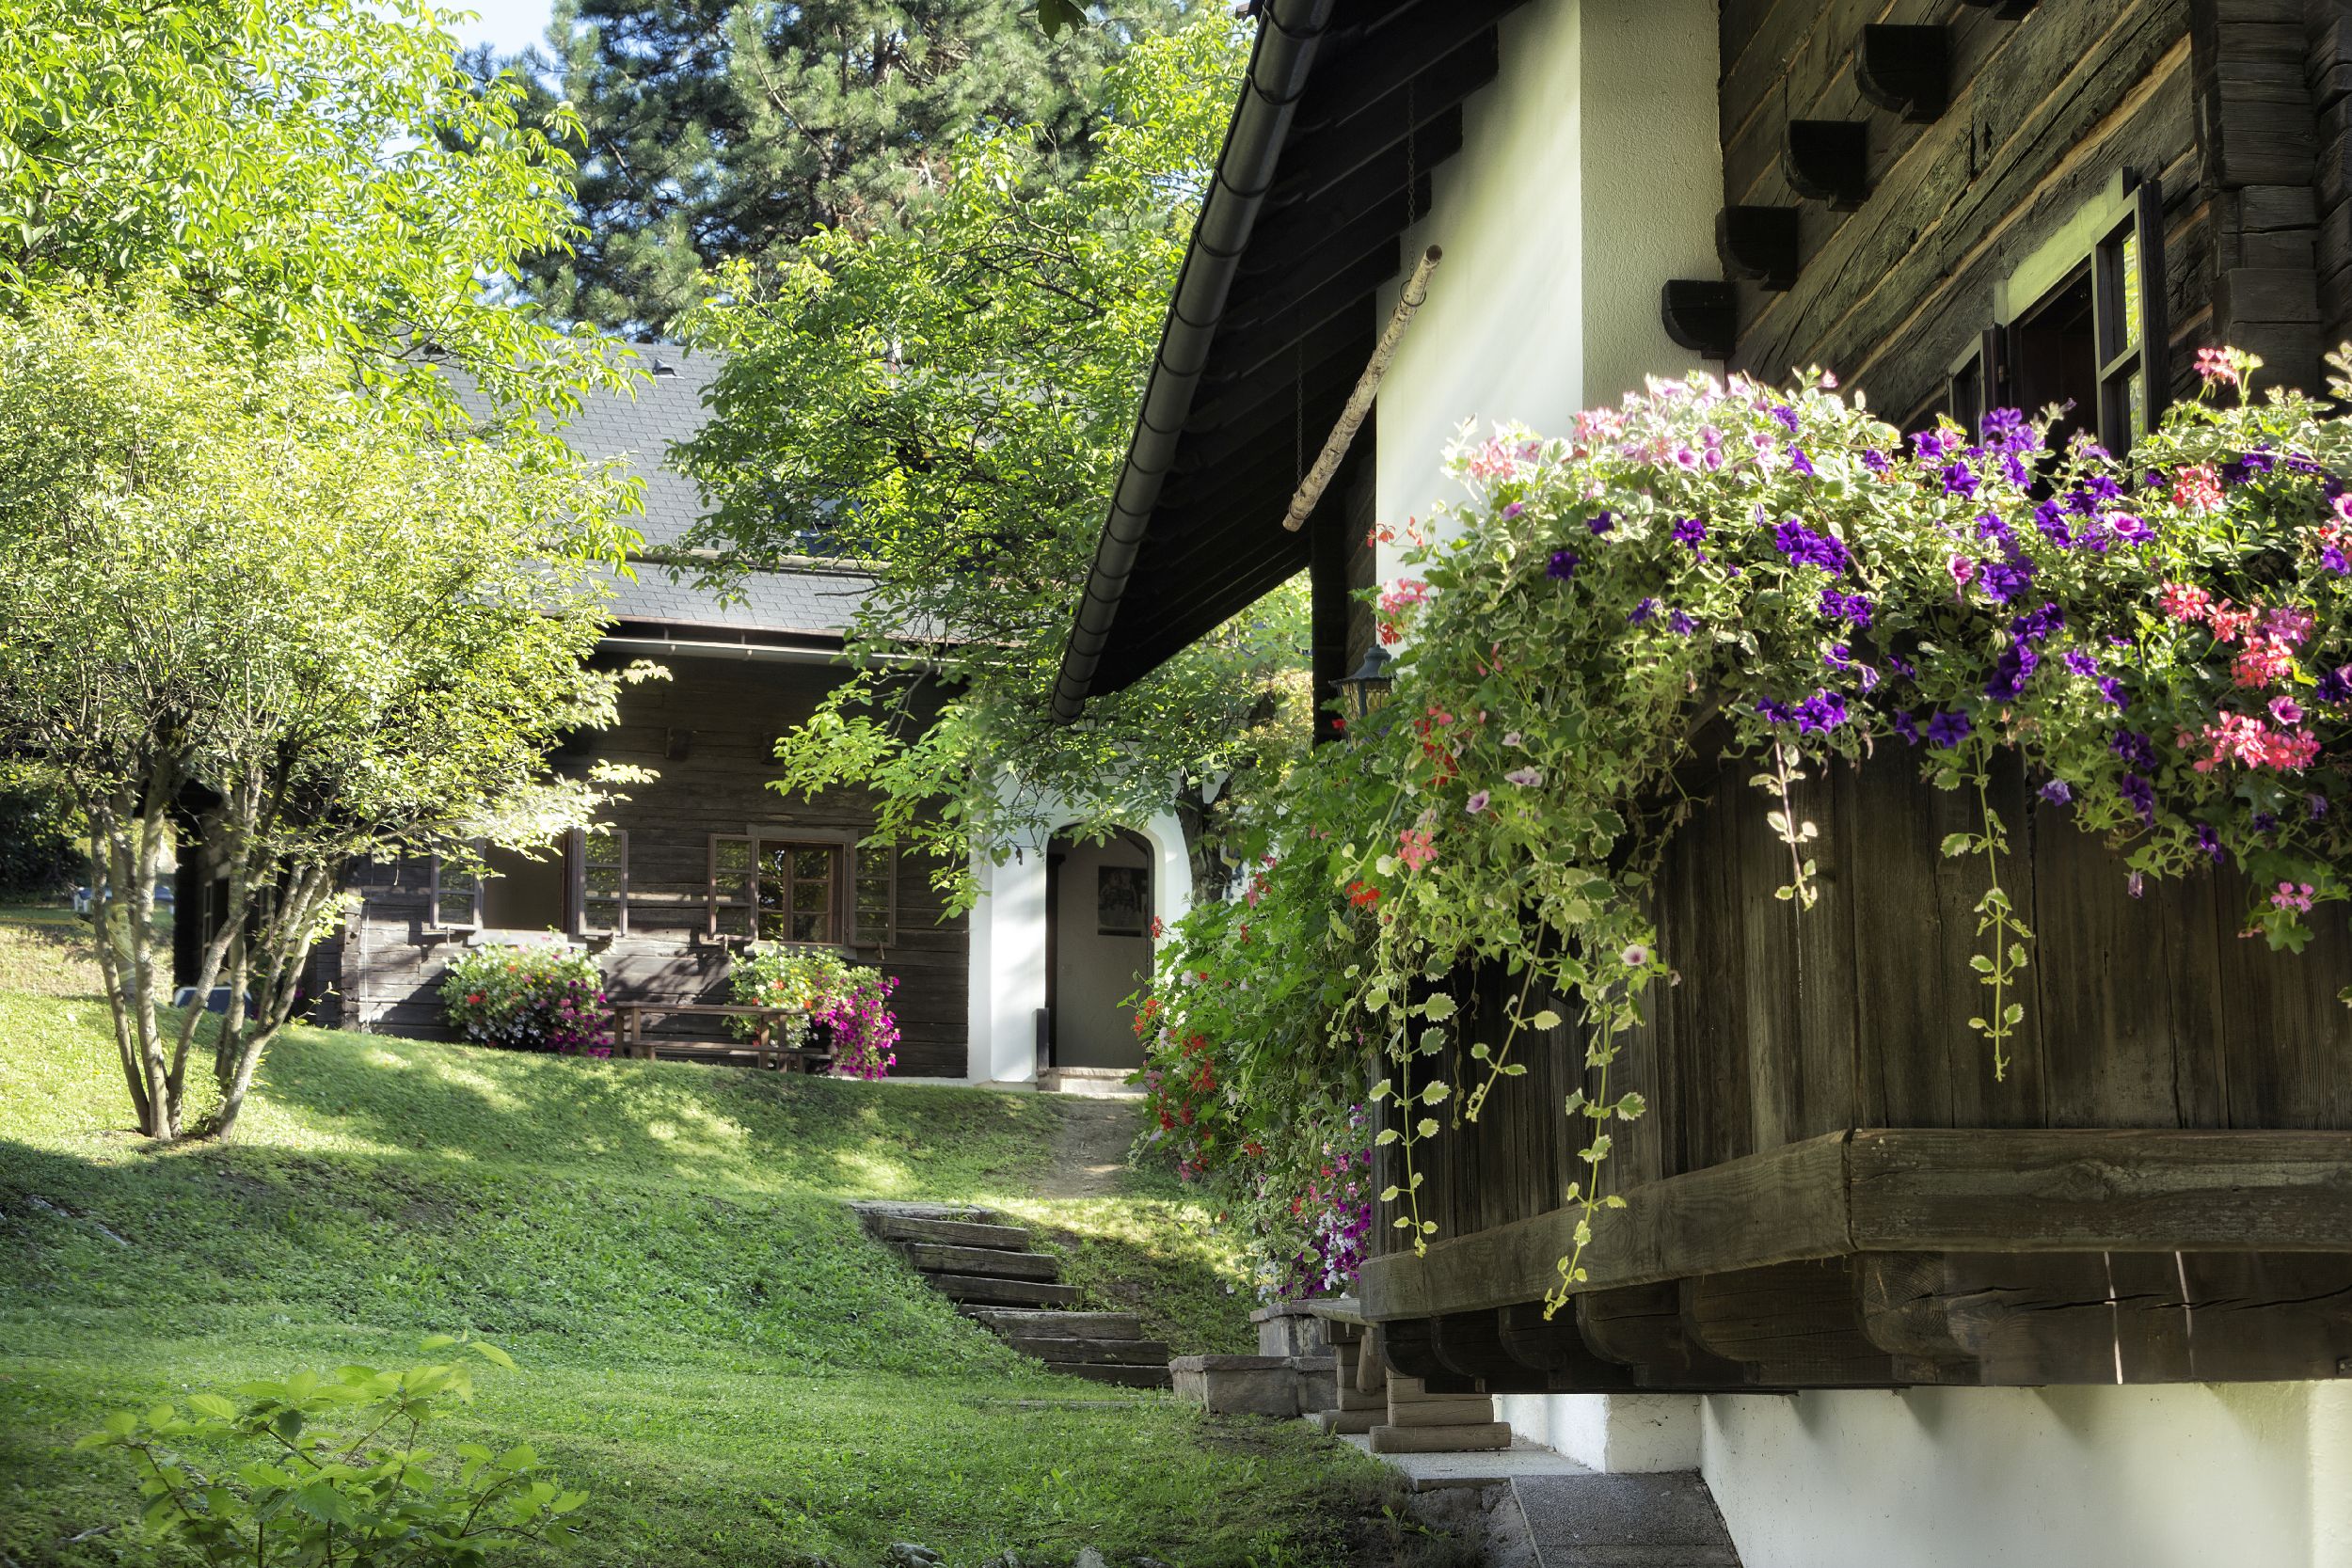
[1335,644,1394,730]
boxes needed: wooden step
[961,1307,1145,1339]
[1384,1398,1503,1429]
[904,1243,1059,1280]
[928,1274,1082,1307]
[872,1213,1035,1251]
[1048,1361,1172,1388]
[998,1335,1172,1367]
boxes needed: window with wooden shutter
[709,834,755,938]
[851,843,897,948]
[758,842,840,944]
[574,828,628,936]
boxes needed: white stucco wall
[1373,0,1718,577]
[1701,1384,2352,1568]
[962,790,1190,1085]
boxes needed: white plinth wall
[962,800,1190,1086]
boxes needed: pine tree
[518,0,1186,333]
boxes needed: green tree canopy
[516,0,1190,333]
[0,0,626,419]
[676,16,1309,899]
[0,294,640,1139]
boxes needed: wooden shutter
[851,843,898,949]
[708,833,755,939]
[575,827,628,936]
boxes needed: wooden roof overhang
[1048,0,1531,721]
[1356,1128,2352,1389]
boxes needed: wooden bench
[612,1003,834,1074]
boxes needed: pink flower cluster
[2188,710,2322,774]
[1376,578,1432,644]
[1463,436,1543,482]
[1397,827,1438,872]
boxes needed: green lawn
[0,962,1387,1568]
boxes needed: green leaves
[81,1340,581,1568]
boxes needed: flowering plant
[726,943,899,1079]
[438,945,613,1056]
[1142,347,2351,1297]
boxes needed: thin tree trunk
[211,861,335,1140]
[85,811,154,1133]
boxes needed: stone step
[1306,1407,1380,1435]
[872,1213,1036,1251]
[999,1335,1172,1367]
[961,1307,1145,1339]
[1368,1421,1514,1454]
[927,1273,1082,1307]
[1513,1473,1741,1568]
[904,1242,1060,1280]
[1384,1398,1504,1429]
[1048,1361,1173,1388]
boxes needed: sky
[444,0,555,57]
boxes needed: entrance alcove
[1044,827,1155,1073]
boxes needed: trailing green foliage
[441,947,616,1058]
[676,17,1311,904]
[1141,356,2352,1294]
[0,784,77,897]
[77,1340,588,1568]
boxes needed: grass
[0,901,103,995]
[0,938,1391,1568]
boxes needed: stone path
[1032,1096,1138,1199]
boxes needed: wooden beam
[1716,206,1801,292]
[1661,280,1738,359]
[1782,119,1872,210]
[1357,1130,2352,1322]
[1681,1259,1910,1386]
[1855,25,1950,125]
[1577,1283,1776,1391]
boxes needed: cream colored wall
[1373,0,1717,578]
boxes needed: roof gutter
[1047,0,1337,724]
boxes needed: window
[430,859,482,929]
[573,828,628,936]
[709,832,896,947]
[1945,169,2166,457]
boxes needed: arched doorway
[1043,827,1155,1073]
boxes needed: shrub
[76,1338,587,1567]
[727,943,900,1079]
[439,945,612,1056]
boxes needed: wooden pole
[1280,244,1442,532]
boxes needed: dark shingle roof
[465,348,875,640]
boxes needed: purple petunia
[1979,553,2036,605]
[2062,649,2099,678]
[1771,404,1801,434]
[1669,610,1698,637]
[2311,794,2332,820]
[1925,708,1973,749]
[2318,665,2352,705]
[2110,729,2157,771]
[1772,519,1851,575]
[2108,512,2153,544]
[1942,462,1979,499]
[1795,690,1850,734]
[1912,429,1949,463]
[1791,448,1816,477]
[2096,674,2126,707]
[1588,511,1616,535]
[2121,772,2155,825]
[1628,597,1657,626]
[2039,779,2074,806]
[1984,642,2040,701]
[1548,549,1579,580]
[2011,601,2064,643]
[1891,710,1922,746]
[1756,697,1797,725]
[2194,824,2225,864]
[1819,588,1875,627]
[2034,499,2074,547]
[2323,544,2349,576]
[1673,515,1708,556]
[1862,449,1891,475]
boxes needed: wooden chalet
[1056,0,2352,1558]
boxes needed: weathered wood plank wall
[1380,752,2352,1255]
[1719,0,2344,417]
[317,656,972,1078]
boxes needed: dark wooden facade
[1362,752,2352,1389]
[1706,0,2352,423]
[308,654,971,1079]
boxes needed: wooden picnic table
[612,1002,834,1073]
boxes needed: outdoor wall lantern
[1336,644,1394,733]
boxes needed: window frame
[427,855,483,931]
[1983,168,2168,456]
[707,827,891,948]
[570,827,629,937]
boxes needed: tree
[514,0,1189,333]
[675,16,1310,901]
[0,295,639,1139]
[0,0,627,420]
